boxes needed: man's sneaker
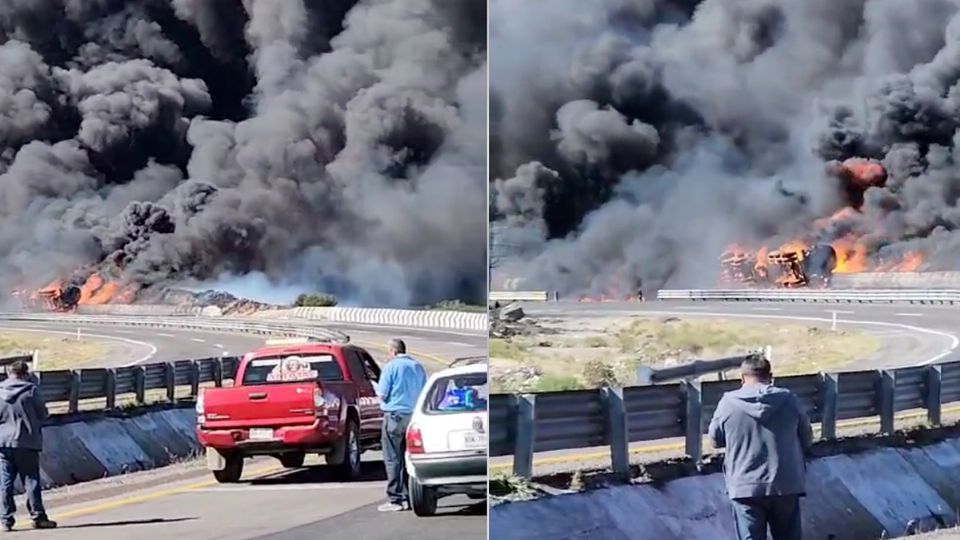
[32,519,57,529]
[1,522,12,532]
[377,502,404,513]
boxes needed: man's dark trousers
[382,411,412,505]
[0,448,45,526]
[732,495,801,540]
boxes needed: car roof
[247,342,349,359]
[431,361,487,378]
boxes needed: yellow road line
[44,464,283,523]
[489,404,960,472]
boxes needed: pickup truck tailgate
[203,383,317,429]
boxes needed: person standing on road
[0,360,56,531]
[708,356,812,540]
[376,338,427,512]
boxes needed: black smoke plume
[0,0,486,307]
[490,0,960,295]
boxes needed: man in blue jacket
[708,356,813,540]
[0,361,56,530]
[376,338,427,512]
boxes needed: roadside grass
[490,317,881,393]
[0,333,110,370]
[424,300,486,313]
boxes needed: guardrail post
[926,365,942,426]
[513,394,536,479]
[105,369,117,409]
[67,370,79,414]
[683,380,703,461]
[603,387,629,476]
[134,366,146,405]
[213,359,224,388]
[165,363,176,402]
[879,370,896,434]
[820,373,838,440]
[190,360,200,397]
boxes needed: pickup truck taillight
[196,390,205,425]
[406,425,424,454]
[313,388,326,411]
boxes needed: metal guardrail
[489,291,554,302]
[636,353,763,384]
[658,289,960,304]
[493,361,960,479]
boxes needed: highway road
[491,299,960,476]
[7,316,487,540]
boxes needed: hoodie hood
[0,379,34,404]
[724,383,794,423]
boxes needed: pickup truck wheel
[279,452,305,469]
[409,477,437,517]
[213,454,243,484]
[330,420,361,481]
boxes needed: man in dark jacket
[708,356,813,540]
[0,361,56,530]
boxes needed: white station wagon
[404,357,487,516]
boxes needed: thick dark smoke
[490,0,960,295]
[0,0,486,307]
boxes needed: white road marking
[191,338,205,343]
[213,344,224,349]
[751,307,781,312]
[828,310,856,314]
[0,326,157,366]
[157,333,175,337]
[445,341,469,347]
[895,313,924,317]
[621,309,959,366]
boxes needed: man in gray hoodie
[0,361,56,531]
[708,356,813,540]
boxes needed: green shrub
[294,293,339,307]
[581,359,620,388]
[533,374,583,392]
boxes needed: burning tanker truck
[720,157,888,289]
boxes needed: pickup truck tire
[279,452,305,469]
[213,454,243,484]
[409,477,437,517]
[328,419,361,480]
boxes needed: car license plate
[249,428,275,441]
[463,431,486,449]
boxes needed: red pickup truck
[195,338,384,483]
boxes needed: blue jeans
[382,412,412,505]
[0,449,45,524]
[731,495,801,540]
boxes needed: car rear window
[423,371,487,414]
[242,354,343,385]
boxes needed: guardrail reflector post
[134,367,146,405]
[213,359,224,388]
[165,363,176,403]
[190,361,201,397]
[603,387,629,476]
[820,373,838,440]
[67,371,79,414]
[513,394,536,480]
[683,380,703,461]
[105,369,117,409]
[926,365,942,426]
[879,370,896,434]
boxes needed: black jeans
[0,448,45,525]
[382,412,412,505]
[731,495,801,540]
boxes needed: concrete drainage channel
[491,429,960,540]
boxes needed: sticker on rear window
[266,356,318,382]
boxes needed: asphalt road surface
[492,299,960,475]
[10,317,487,540]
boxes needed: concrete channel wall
[491,437,960,540]
[37,405,199,491]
